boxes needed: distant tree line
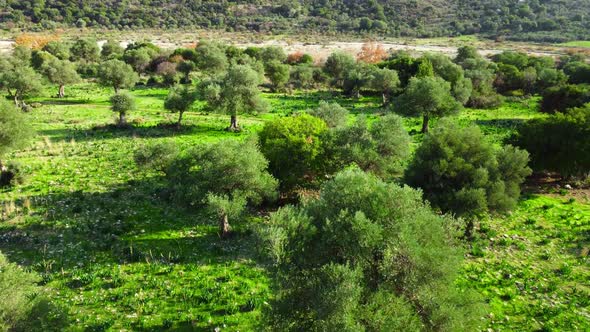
[2,0,590,42]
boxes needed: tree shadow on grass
[0,176,269,330]
[0,178,264,271]
[39,99,96,106]
[267,90,384,116]
[36,122,238,142]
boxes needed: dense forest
[2,0,590,42]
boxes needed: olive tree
[199,64,269,131]
[405,120,531,226]
[0,100,32,186]
[393,76,461,133]
[323,51,356,90]
[195,42,228,75]
[101,39,124,59]
[42,41,70,60]
[164,85,197,127]
[70,38,100,62]
[370,67,400,105]
[43,58,81,98]
[258,168,485,331]
[110,92,136,126]
[151,139,278,238]
[97,59,139,93]
[3,64,43,109]
[265,60,290,92]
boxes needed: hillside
[2,0,589,42]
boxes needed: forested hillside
[2,0,589,42]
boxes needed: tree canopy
[259,168,485,331]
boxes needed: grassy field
[0,83,588,331]
[560,41,590,48]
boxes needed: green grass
[1,83,588,331]
[560,40,590,48]
[460,195,590,331]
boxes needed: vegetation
[393,76,461,133]
[405,120,532,222]
[511,105,590,179]
[110,92,136,127]
[0,36,588,331]
[3,1,590,42]
[259,168,485,331]
[259,113,328,191]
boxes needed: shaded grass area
[560,40,590,48]
[1,83,587,330]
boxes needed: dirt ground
[1,29,587,61]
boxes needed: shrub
[509,105,590,178]
[0,161,26,188]
[405,120,531,219]
[258,168,485,331]
[259,113,328,191]
[307,101,349,128]
[540,84,590,114]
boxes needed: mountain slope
[2,0,589,42]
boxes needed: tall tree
[393,76,461,133]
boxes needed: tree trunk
[58,85,65,98]
[421,115,430,133]
[119,112,127,126]
[177,111,184,128]
[14,94,19,107]
[355,89,360,99]
[382,92,387,106]
[227,115,239,131]
[219,213,230,238]
[114,86,119,94]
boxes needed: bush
[509,105,590,178]
[0,251,68,330]
[307,101,349,128]
[0,162,26,188]
[258,168,485,331]
[405,120,531,218]
[326,114,411,180]
[540,84,590,114]
[259,113,328,191]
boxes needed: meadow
[0,83,588,331]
